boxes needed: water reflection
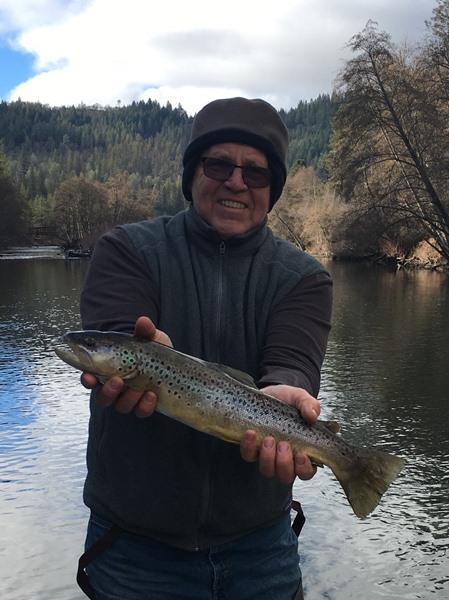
[296,260,449,599]
[0,260,89,600]
[0,258,448,599]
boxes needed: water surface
[297,261,449,599]
[0,260,90,600]
[0,258,448,599]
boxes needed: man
[79,97,332,599]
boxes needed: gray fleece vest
[84,207,326,551]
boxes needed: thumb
[134,316,173,347]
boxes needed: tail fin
[333,448,406,518]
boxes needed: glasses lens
[201,158,234,181]
[201,158,271,188]
[242,165,271,188]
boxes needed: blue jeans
[83,513,304,600]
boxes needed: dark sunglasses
[200,157,271,188]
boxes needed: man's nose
[225,165,248,189]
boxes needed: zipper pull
[219,241,226,256]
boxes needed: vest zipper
[214,241,226,363]
[194,241,226,550]
[194,436,220,551]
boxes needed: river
[0,257,448,599]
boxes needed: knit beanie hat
[182,97,289,211]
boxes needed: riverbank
[332,252,449,272]
[2,244,447,271]
[0,245,93,260]
[0,246,64,260]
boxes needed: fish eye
[83,337,97,349]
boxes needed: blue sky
[0,45,34,98]
[0,0,435,115]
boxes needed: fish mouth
[53,337,94,371]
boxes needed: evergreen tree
[0,144,28,247]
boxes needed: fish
[54,330,406,519]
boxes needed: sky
[0,0,434,116]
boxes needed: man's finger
[258,437,277,478]
[295,452,317,480]
[114,387,146,413]
[95,376,124,407]
[240,430,259,462]
[81,372,98,389]
[134,316,173,347]
[134,316,157,339]
[275,442,295,484]
[134,391,158,418]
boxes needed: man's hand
[81,316,172,418]
[240,385,320,484]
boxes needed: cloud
[0,0,434,114]
[0,0,90,33]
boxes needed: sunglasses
[200,157,271,188]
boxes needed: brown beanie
[182,97,288,210]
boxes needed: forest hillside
[0,94,337,248]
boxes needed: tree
[53,176,109,246]
[0,145,28,247]
[104,171,155,226]
[424,2,449,117]
[279,95,339,169]
[327,20,449,261]
[270,165,346,254]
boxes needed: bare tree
[54,176,109,246]
[271,165,346,254]
[328,20,449,261]
[104,172,155,226]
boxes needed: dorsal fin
[207,363,258,388]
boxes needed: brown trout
[54,330,406,518]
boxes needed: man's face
[190,143,271,239]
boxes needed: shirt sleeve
[80,228,159,333]
[257,271,333,397]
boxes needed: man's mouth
[219,200,247,209]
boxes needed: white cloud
[0,0,90,32]
[0,0,434,114]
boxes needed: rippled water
[296,261,449,599]
[0,260,90,600]
[1,258,448,599]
